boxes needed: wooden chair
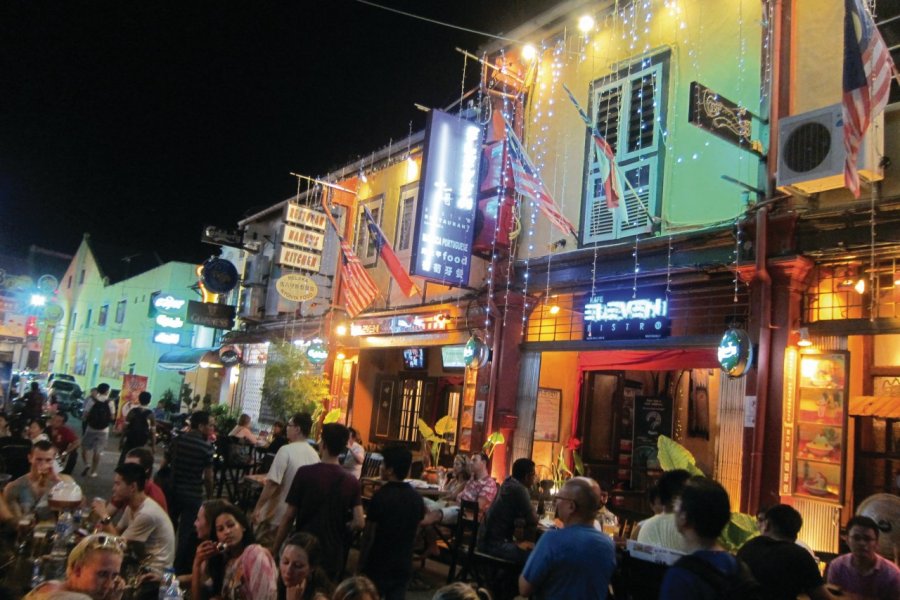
[447,500,480,583]
[614,551,669,600]
[361,452,383,478]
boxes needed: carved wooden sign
[688,81,752,148]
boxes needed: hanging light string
[733,217,743,305]
[666,235,673,296]
[869,184,877,322]
[484,48,509,341]
[632,234,640,299]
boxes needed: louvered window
[354,196,383,266]
[582,57,666,245]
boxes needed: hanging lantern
[306,338,328,365]
[717,328,753,377]
[463,335,490,370]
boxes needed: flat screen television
[441,345,467,370]
[402,347,427,370]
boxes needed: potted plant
[417,415,456,476]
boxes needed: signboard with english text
[583,287,671,341]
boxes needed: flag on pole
[843,0,896,197]
[502,119,578,237]
[563,84,630,224]
[362,205,419,297]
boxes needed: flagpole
[289,172,356,195]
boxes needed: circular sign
[463,335,490,370]
[717,328,754,377]
[200,258,239,294]
[37,274,59,293]
[276,274,318,302]
[306,338,328,365]
[43,303,65,324]
[219,345,243,366]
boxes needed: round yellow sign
[276,274,318,302]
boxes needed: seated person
[444,453,471,498]
[631,483,665,540]
[4,440,61,520]
[422,452,498,526]
[229,413,259,445]
[25,533,127,600]
[92,463,176,573]
[264,421,288,456]
[827,515,900,600]
[737,504,833,600]
[636,469,692,553]
[477,458,539,563]
[596,484,619,530]
[108,447,168,514]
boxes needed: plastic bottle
[51,510,74,555]
[30,557,44,589]
[160,569,180,600]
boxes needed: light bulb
[335,324,348,336]
[522,44,537,62]
[855,278,866,294]
[578,15,595,32]
[548,305,561,315]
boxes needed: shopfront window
[355,196,383,266]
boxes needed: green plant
[210,403,239,434]
[261,340,330,422]
[656,435,759,551]
[323,407,342,424]
[549,445,585,491]
[482,431,505,458]
[418,415,457,467]
[159,389,176,413]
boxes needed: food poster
[633,396,674,471]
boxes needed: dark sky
[0,1,557,264]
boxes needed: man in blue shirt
[519,476,616,599]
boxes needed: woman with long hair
[192,503,277,599]
[341,428,365,479]
[331,576,378,600]
[277,532,333,600]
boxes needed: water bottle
[51,510,74,555]
[159,568,179,600]
[30,557,44,589]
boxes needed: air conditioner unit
[776,103,883,194]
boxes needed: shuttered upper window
[582,55,667,245]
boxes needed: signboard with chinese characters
[187,300,236,330]
[277,246,322,272]
[583,288,671,341]
[411,109,482,284]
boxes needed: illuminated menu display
[411,110,481,285]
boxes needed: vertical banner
[117,374,149,427]
[633,396,674,472]
[101,339,131,378]
[73,342,89,376]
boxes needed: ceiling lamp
[797,327,812,347]
[854,278,866,294]
[548,304,561,315]
[522,44,537,62]
[578,15,595,32]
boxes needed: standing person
[162,410,215,575]
[3,440,61,519]
[738,504,834,600]
[82,388,99,434]
[192,504,278,600]
[81,383,113,477]
[252,413,320,549]
[92,463,176,573]
[477,458,539,563]
[827,515,900,600]
[277,532,334,600]
[341,428,365,479]
[636,469,692,552]
[24,532,126,600]
[273,423,365,581]
[359,445,426,600]
[22,381,46,421]
[519,477,617,599]
[660,477,761,600]
[117,391,155,467]
[48,412,80,475]
[27,417,50,443]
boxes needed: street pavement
[72,432,454,599]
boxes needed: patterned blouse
[221,543,278,600]
[458,474,499,506]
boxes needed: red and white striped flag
[338,239,378,318]
[843,0,897,197]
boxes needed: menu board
[633,396,674,472]
[790,351,849,503]
[534,388,562,442]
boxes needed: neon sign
[153,331,181,345]
[154,295,186,311]
[155,314,184,329]
[583,288,671,341]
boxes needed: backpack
[675,554,770,600]
[125,407,151,446]
[86,399,112,430]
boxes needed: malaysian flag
[843,0,897,197]
[363,205,419,297]
[563,84,629,224]
[503,119,577,237]
[338,238,379,318]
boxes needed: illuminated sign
[306,338,328,364]
[282,224,325,252]
[285,203,328,231]
[718,328,753,377]
[350,313,450,337]
[276,246,322,273]
[155,314,184,329]
[410,109,481,284]
[187,300,236,330]
[153,295,186,311]
[153,331,182,345]
[583,288,671,341]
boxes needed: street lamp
[29,294,47,307]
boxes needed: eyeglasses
[70,534,127,564]
[555,495,578,508]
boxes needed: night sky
[0,1,557,264]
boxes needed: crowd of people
[1,391,899,600]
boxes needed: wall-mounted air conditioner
[776,103,883,194]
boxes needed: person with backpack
[660,477,766,600]
[80,382,113,477]
[117,391,156,467]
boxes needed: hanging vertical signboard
[633,396,674,474]
[411,110,482,285]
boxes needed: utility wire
[352,0,521,44]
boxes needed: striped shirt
[166,430,213,500]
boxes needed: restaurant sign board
[275,274,318,302]
[187,300,236,330]
[282,224,325,252]
[277,246,322,273]
[583,287,671,341]
[285,203,328,231]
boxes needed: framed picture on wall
[534,387,562,442]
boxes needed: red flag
[338,239,378,318]
[843,0,896,197]
[362,205,419,297]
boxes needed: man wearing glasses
[826,515,900,600]
[519,477,616,599]
[25,533,126,599]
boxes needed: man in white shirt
[636,469,691,553]
[252,412,319,548]
[93,462,176,572]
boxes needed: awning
[576,348,720,371]
[157,347,217,371]
[849,396,900,419]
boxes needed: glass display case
[791,351,849,503]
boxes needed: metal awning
[157,347,217,371]
[849,396,900,419]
